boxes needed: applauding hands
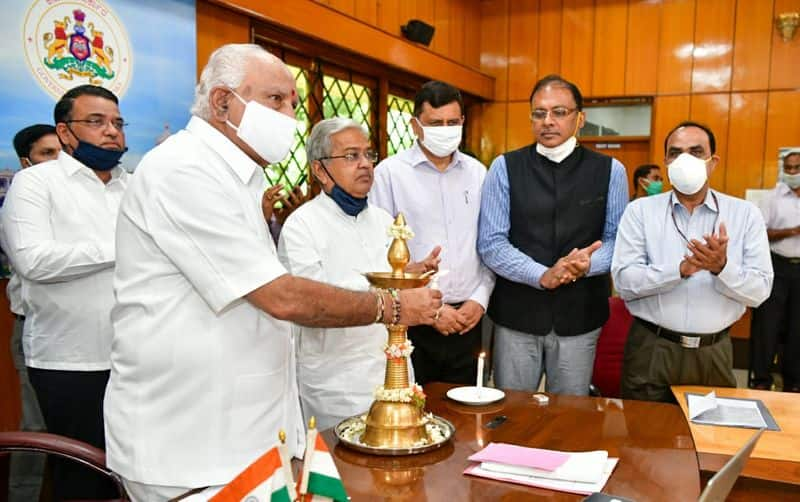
[540,240,603,290]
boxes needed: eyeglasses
[67,117,128,131]
[530,107,578,121]
[319,150,379,164]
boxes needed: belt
[772,253,800,265]
[635,318,727,349]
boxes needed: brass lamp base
[362,400,428,448]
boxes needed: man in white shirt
[750,150,800,392]
[370,81,495,385]
[612,121,773,402]
[6,124,60,502]
[104,44,442,501]
[0,85,129,500]
[278,118,439,431]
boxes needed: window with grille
[387,94,416,157]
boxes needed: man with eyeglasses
[612,121,773,402]
[6,124,60,502]
[750,150,800,392]
[370,81,495,387]
[104,44,441,500]
[0,85,129,499]
[277,117,440,431]
[478,75,627,396]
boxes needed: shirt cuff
[526,261,548,290]
[713,258,739,287]
[468,283,493,310]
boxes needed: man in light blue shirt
[478,75,628,395]
[612,121,773,402]
[370,81,495,385]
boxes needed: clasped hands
[680,222,728,277]
[540,240,602,290]
[262,185,309,225]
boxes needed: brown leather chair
[0,431,128,501]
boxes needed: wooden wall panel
[508,0,539,101]
[726,92,768,197]
[657,0,696,94]
[537,1,563,78]
[450,0,466,65]
[196,1,250,79]
[464,1,482,68]
[651,95,691,164]
[592,0,628,96]
[690,93,731,191]
[480,0,510,101]
[690,0,735,93]
[560,0,595,92]
[479,102,509,164]
[764,91,800,187]
[377,0,401,35]
[625,0,661,95]
[770,0,800,89]
[731,0,773,91]
[506,102,534,152]
[327,0,356,16]
[432,0,452,57]
[354,0,378,25]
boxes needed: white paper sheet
[465,458,619,496]
[480,450,609,484]
[687,391,767,428]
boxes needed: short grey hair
[190,44,282,120]
[306,118,368,162]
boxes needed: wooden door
[582,137,651,197]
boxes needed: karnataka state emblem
[23,1,132,100]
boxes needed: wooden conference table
[671,385,800,485]
[322,383,701,501]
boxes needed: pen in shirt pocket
[464,190,470,204]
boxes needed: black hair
[13,124,57,158]
[529,74,583,110]
[663,121,716,155]
[633,164,660,189]
[413,81,464,117]
[53,85,119,125]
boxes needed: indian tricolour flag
[300,434,348,502]
[209,447,292,502]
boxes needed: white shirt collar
[670,188,719,213]
[186,116,261,184]
[777,181,798,197]
[58,150,125,181]
[409,141,463,171]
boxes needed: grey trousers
[8,316,46,502]
[493,324,601,396]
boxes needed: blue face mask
[67,125,127,171]
[320,162,367,216]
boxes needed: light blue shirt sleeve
[611,200,684,300]
[588,159,629,276]
[477,155,548,289]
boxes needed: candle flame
[479,352,486,358]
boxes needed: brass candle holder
[361,214,432,449]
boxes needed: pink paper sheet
[467,442,570,471]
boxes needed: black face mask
[67,124,127,171]
[320,161,367,217]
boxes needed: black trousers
[27,368,116,501]
[750,253,800,388]
[407,316,483,386]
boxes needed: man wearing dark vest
[478,75,628,395]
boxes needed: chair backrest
[592,297,633,398]
[0,431,128,501]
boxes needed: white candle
[477,352,485,389]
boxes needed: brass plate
[334,415,455,456]
[363,272,432,289]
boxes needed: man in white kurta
[279,192,393,431]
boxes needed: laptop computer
[583,428,764,502]
[697,427,764,502]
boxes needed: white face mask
[536,136,577,163]
[668,153,710,195]
[780,171,800,190]
[226,91,297,164]
[415,118,462,158]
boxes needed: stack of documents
[463,442,618,495]
[688,391,768,428]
